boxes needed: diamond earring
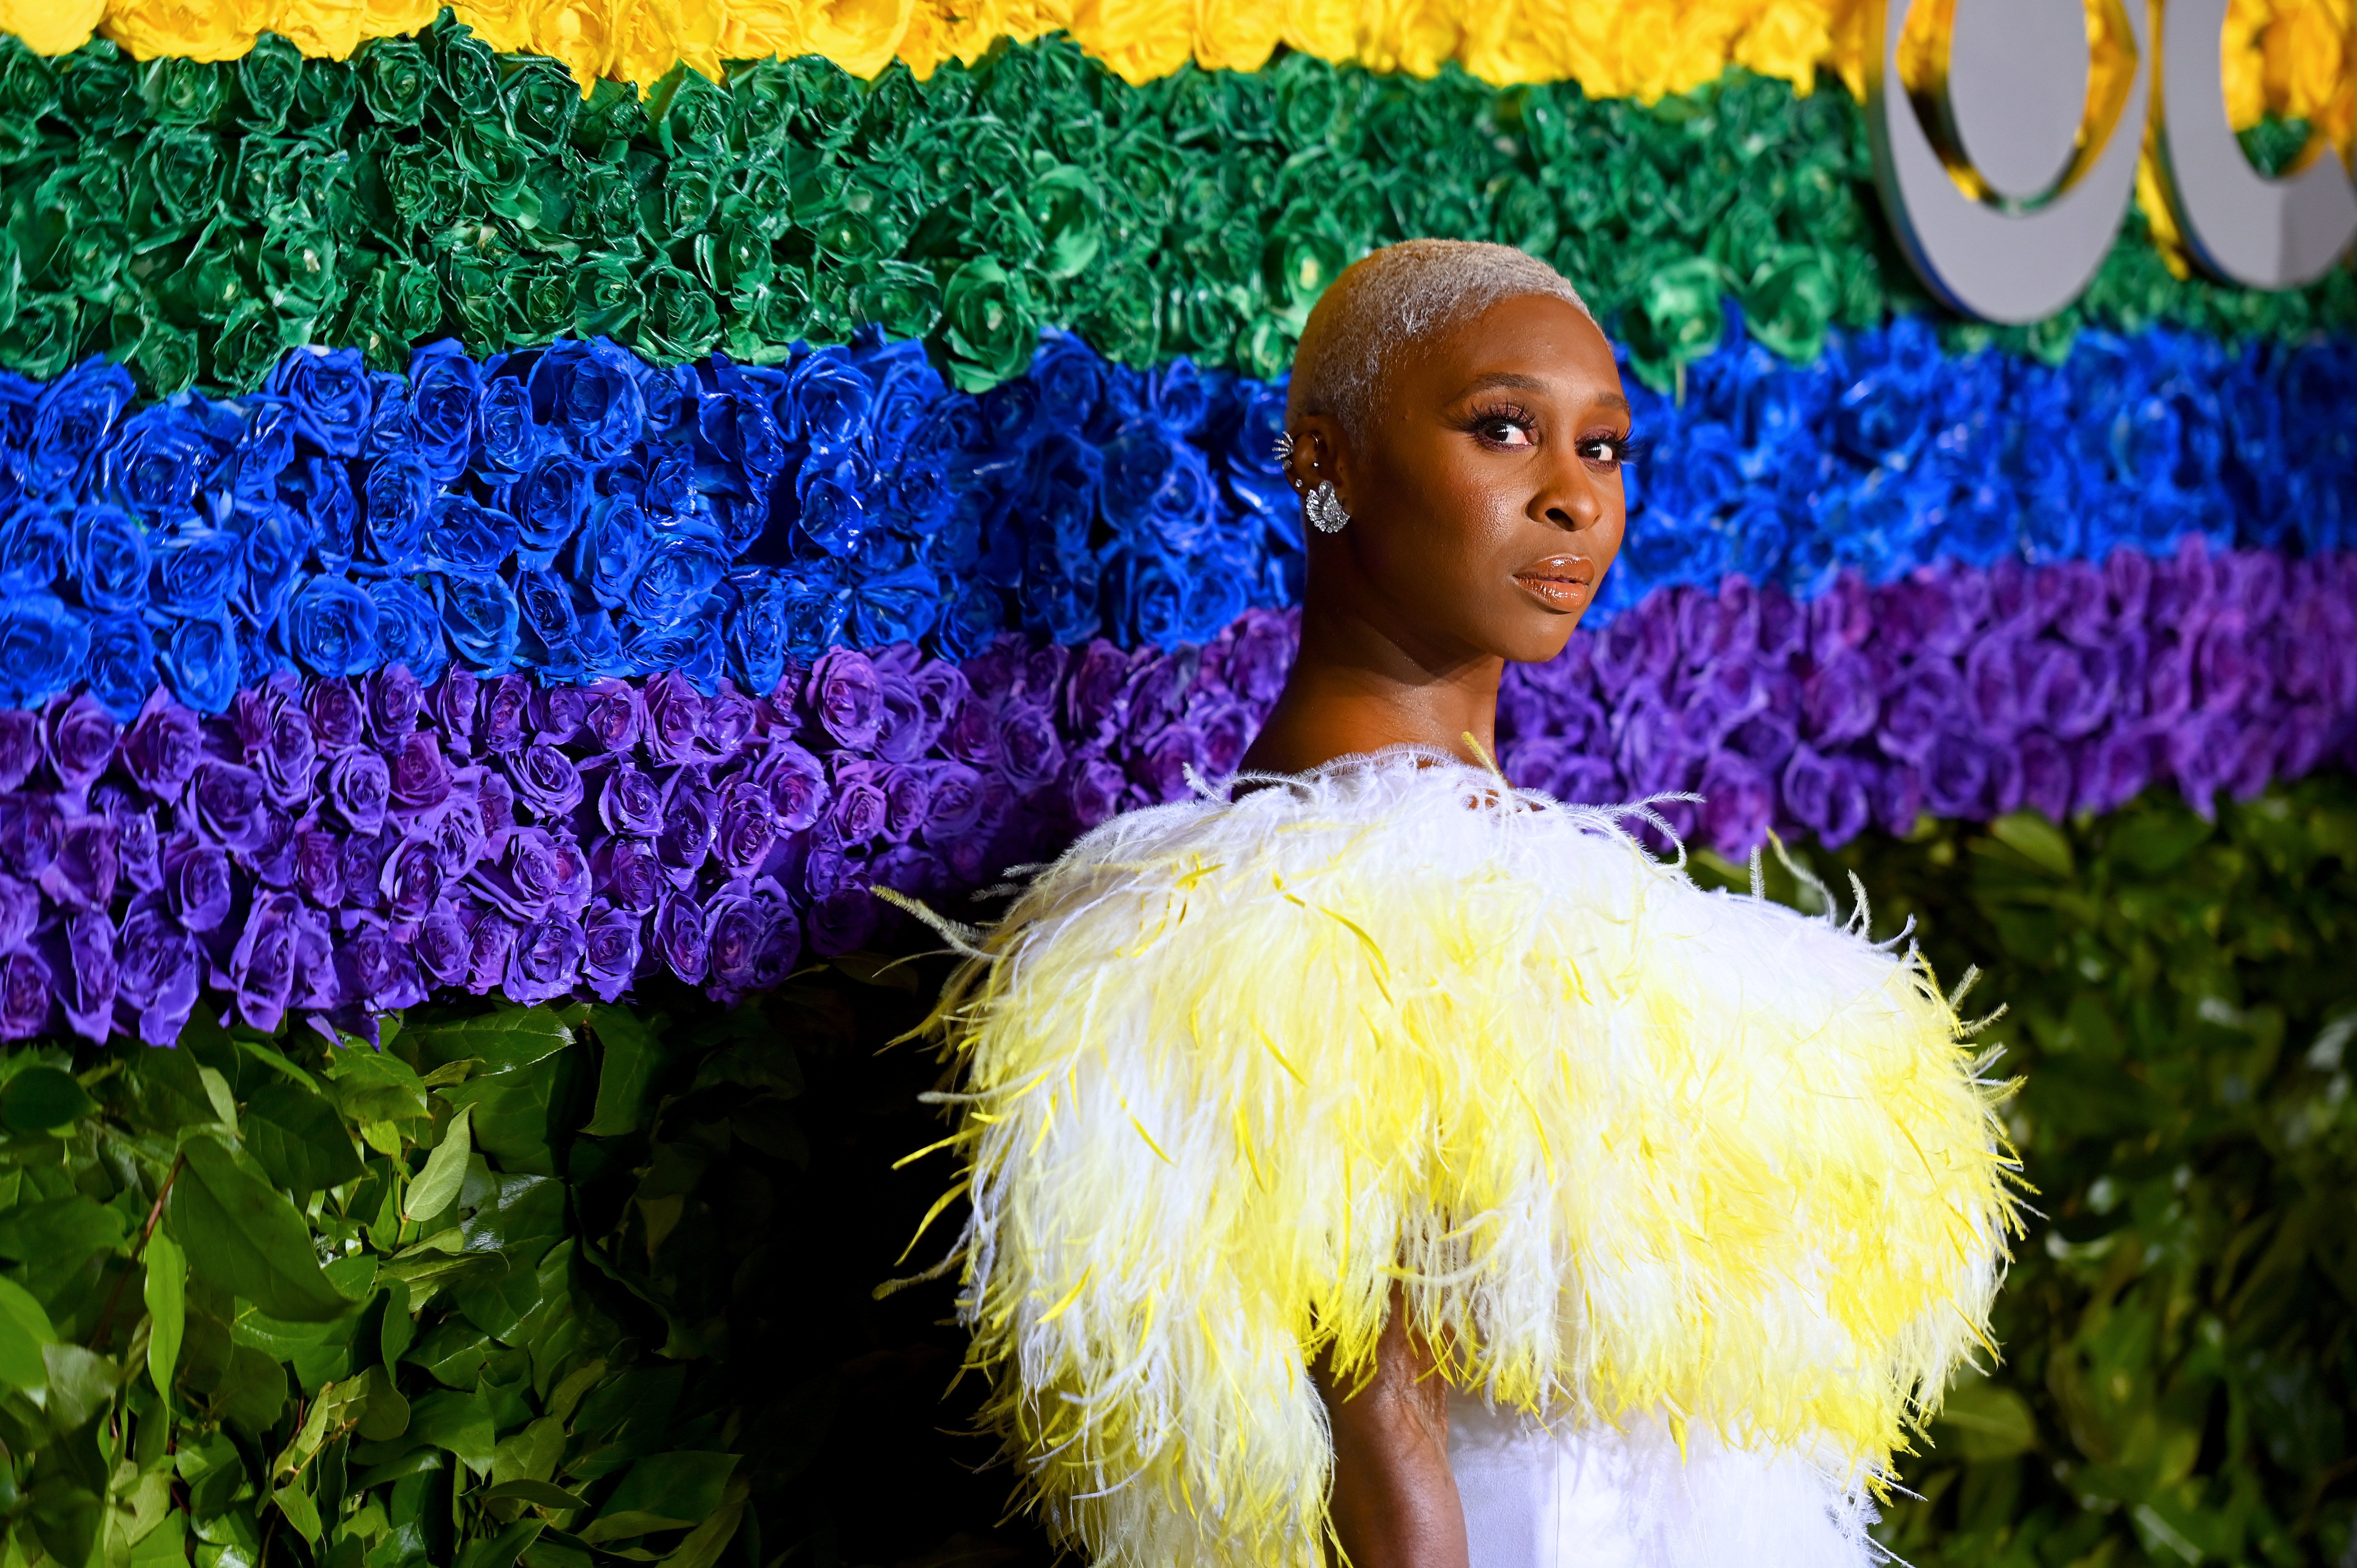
[1307,480,1351,534]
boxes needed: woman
[911,240,2016,1568]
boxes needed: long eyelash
[1461,401,1537,436]
[1580,431,1647,466]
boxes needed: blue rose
[778,348,874,455]
[722,569,788,695]
[1022,534,1099,644]
[889,403,985,533]
[0,501,70,596]
[230,401,299,509]
[931,581,1003,661]
[782,574,850,658]
[1103,425,1217,553]
[628,516,729,626]
[621,616,724,689]
[1723,494,1794,585]
[849,335,946,469]
[641,361,700,444]
[848,562,939,647]
[72,503,151,614]
[508,452,596,568]
[516,568,584,681]
[474,374,542,482]
[26,358,135,499]
[427,496,521,573]
[432,570,521,672]
[1028,330,1104,433]
[362,370,410,456]
[1621,503,1731,592]
[1220,380,1288,478]
[235,502,316,627]
[287,575,381,677]
[1021,433,1102,555]
[641,441,700,518]
[370,578,449,681]
[1178,546,1249,644]
[405,340,482,482]
[1109,548,1185,648]
[361,451,434,573]
[0,595,88,709]
[795,459,872,556]
[568,494,651,609]
[84,612,157,720]
[101,398,237,521]
[528,338,647,462]
[693,387,786,496]
[148,520,246,618]
[286,456,359,569]
[1148,359,1209,436]
[977,374,1045,456]
[162,612,240,714]
[576,610,627,679]
[266,344,374,457]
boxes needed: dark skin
[1244,293,1633,1567]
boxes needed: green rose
[1489,173,1558,260]
[503,57,580,152]
[0,294,84,379]
[1622,255,1727,391]
[0,40,59,159]
[177,245,249,325]
[1235,314,1295,381]
[435,31,503,125]
[795,61,860,148]
[1734,246,1835,364]
[133,314,198,394]
[258,214,340,317]
[443,252,509,350]
[729,59,801,147]
[1262,228,1345,316]
[128,127,225,241]
[1025,164,1103,280]
[454,124,529,209]
[573,253,643,337]
[693,218,775,296]
[229,137,295,223]
[813,178,900,265]
[849,259,942,341]
[640,264,721,359]
[382,144,466,230]
[856,65,922,155]
[64,222,127,308]
[726,166,796,242]
[654,67,732,161]
[235,34,302,134]
[938,257,1038,392]
[290,57,358,137]
[1074,261,1160,366]
[360,39,433,130]
[639,160,720,244]
[574,78,648,151]
[349,260,444,368]
[1160,272,1240,360]
[506,267,574,342]
[56,45,138,138]
[211,300,298,390]
[727,270,812,364]
[569,157,639,240]
[141,57,227,129]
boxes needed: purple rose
[339,830,393,911]
[481,676,531,753]
[592,838,665,912]
[706,690,757,753]
[715,782,780,875]
[1194,698,1253,777]
[44,692,117,797]
[380,837,446,923]
[1962,636,2023,738]
[2105,545,2152,623]
[466,908,520,993]
[324,749,391,835]
[475,769,517,836]
[229,892,302,1033]
[2018,733,2074,822]
[1129,724,1199,804]
[44,910,114,1043]
[388,734,453,817]
[40,816,116,910]
[0,949,50,1039]
[880,766,933,843]
[1877,661,1965,766]
[870,671,930,765]
[0,794,60,880]
[189,761,269,851]
[307,679,367,754]
[1800,652,1877,747]
[1001,702,1066,794]
[703,882,784,1001]
[1920,732,1993,819]
[808,883,876,956]
[807,650,884,750]
[431,670,480,755]
[533,684,589,746]
[599,760,665,836]
[335,919,427,1012]
[939,701,1001,770]
[1069,755,1129,828]
[2195,615,2269,715]
[825,762,886,846]
[123,691,202,796]
[643,672,717,767]
[1065,641,1138,744]
[0,874,35,951]
[429,797,487,880]
[653,891,708,982]
[753,741,829,830]
[414,899,471,985]
[582,678,644,752]
[370,665,425,744]
[1507,738,1620,805]
[295,829,344,908]
[1613,695,1695,797]
[1224,609,1296,706]
[0,714,37,794]
[921,762,986,842]
[164,841,232,932]
[468,826,588,923]
[506,913,584,1006]
[656,774,718,875]
[115,896,200,1046]
[104,794,160,893]
[1781,746,1870,849]
[514,745,585,821]
[2029,641,2113,740]
[1696,753,1773,857]
[581,899,642,1001]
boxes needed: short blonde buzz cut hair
[1285,239,1596,443]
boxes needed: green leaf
[244,1079,365,1198]
[0,1196,128,1264]
[454,1519,547,1568]
[143,1228,186,1399]
[0,1275,55,1390]
[577,1453,737,1542]
[396,1387,495,1468]
[273,1485,323,1545]
[405,1008,574,1076]
[0,1066,97,1133]
[655,1478,746,1568]
[326,1049,430,1126]
[403,1106,473,1223]
[169,1134,352,1323]
[477,1481,590,1511]
[40,1345,123,1430]
[584,1009,666,1137]
[440,1069,559,1174]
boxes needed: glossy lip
[1510,554,1594,611]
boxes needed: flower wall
[0,6,2354,1568]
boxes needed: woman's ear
[1286,413,1353,507]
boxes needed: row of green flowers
[2,19,2352,398]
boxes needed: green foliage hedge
[0,776,2350,1568]
[4,24,2352,397]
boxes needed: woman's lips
[1512,556,1593,610]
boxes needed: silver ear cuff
[1307,480,1350,534]
[1272,431,1296,467]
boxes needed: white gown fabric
[1448,1394,1881,1568]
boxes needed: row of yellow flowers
[5,0,2346,128]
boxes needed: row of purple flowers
[0,537,2344,1045]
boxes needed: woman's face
[1294,293,1632,667]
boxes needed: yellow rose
[608,0,685,87]
[1194,0,1281,74]
[1281,0,1361,67]
[531,0,619,89]
[2262,0,2349,123]
[360,0,440,41]
[805,0,916,79]
[1353,0,1459,77]
[717,0,806,63]
[2220,0,2272,128]
[1457,0,1578,86]
[1731,0,1836,95]
[449,0,535,52]
[100,0,269,59]
[267,0,368,57]
[2,0,104,54]
[1069,0,1192,86]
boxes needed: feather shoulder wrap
[913,751,2019,1567]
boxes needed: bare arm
[1314,1287,1468,1568]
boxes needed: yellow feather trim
[917,750,2020,1567]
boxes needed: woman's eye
[1480,420,1534,447]
[1577,436,1628,465]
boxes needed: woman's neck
[1237,597,1504,776]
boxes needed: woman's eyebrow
[1455,374,1632,417]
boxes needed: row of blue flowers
[0,316,2352,719]
[0,537,2348,1046]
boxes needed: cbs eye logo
[1866,0,2357,321]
